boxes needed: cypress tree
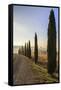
[47,9,56,74]
[28,40,31,58]
[26,43,29,57]
[21,46,24,55]
[25,43,26,56]
[18,48,21,54]
[26,43,27,57]
[34,32,38,63]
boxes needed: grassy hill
[31,62,58,83]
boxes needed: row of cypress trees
[18,9,57,75]
[18,46,24,55]
[18,33,38,63]
[18,40,31,59]
[25,40,31,58]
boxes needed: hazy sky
[13,5,58,49]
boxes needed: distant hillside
[13,46,21,54]
[13,46,58,56]
[13,46,47,55]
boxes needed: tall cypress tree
[28,40,31,58]
[21,46,24,55]
[34,32,38,63]
[18,48,21,54]
[27,43,29,57]
[25,43,26,56]
[26,43,27,57]
[47,9,56,74]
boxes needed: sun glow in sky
[13,5,58,50]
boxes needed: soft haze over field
[13,6,58,50]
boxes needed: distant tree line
[18,9,57,75]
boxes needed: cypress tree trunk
[47,9,56,74]
[34,33,38,64]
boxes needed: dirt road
[13,54,41,85]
